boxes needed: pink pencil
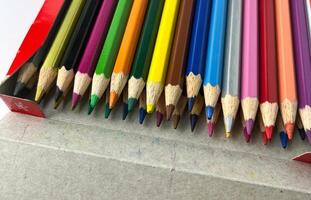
[72,0,117,109]
[241,0,259,136]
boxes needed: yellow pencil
[146,0,180,113]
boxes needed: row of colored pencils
[13,0,311,148]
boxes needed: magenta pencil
[241,0,259,136]
[72,0,117,109]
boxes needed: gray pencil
[221,0,243,134]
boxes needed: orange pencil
[274,0,297,140]
[109,0,148,109]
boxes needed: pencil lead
[285,123,294,140]
[88,95,99,114]
[261,131,268,145]
[280,131,288,149]
[122,103,128,120]
[225,132,231,139]
[54,87,64,109]
[128,98,138,112]
[245,119,254,136]
[298,128,306,141]
[190,114,198,132]
[205,106,214,120]
[243,127,251,143]
[187,97,195,111]
[224,116,234,133]
[207,122,215,137]
[172,115,180,129]
[13,82,26,97]
[71,93,81,110]
[109,91,119,109]
[104,104,112,119]
[147,104,155,113]
[306,130,311,144]
[156,111,163,127]
[139,108,147,124]
[166,105,174,120]
[265,126,274,140]
[35,86,45,103]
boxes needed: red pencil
[259,0,278,141]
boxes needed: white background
[0,1,44,119]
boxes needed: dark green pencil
[127,0,165,112]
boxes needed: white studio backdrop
[0,1,44,119]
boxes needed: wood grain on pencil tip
[109,0,149,109]
[164,0,195,120]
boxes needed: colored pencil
[297,113,306,141]
[35,0,85,103]
[164,0,195,119]
[277,113,288,149]
[139,89,147,124]
[172,95,187,129]
[72,0,117,109]
[104,88,112,119]
[207,102,221,137]
[156,92,165,127]
[190,94,204,132]
[258,111,267,145]
[203,0,228,120]
[275,0,298,140]
[241,0,259,136]
[290,0,311,144]
[128,0,165,112]
[89,0,133,113]
[305,0,311,49]
[109,0,149,109]
[14,0,72,96]
[54,0,102,109]
[146,0,180,113]
[122,85,129,120]
[259,0,278,140]
[186,0,212,111]
[221,0,242,135]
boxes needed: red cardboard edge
[7,0,65,76]
[293,152,311,163]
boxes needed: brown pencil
[190,94,204,132]
[172,94,187,129]
[156,92,166,127]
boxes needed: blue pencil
[203,0,228,120]
[186,0,212,111]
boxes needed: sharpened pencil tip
[265,126,274,140]
[109,91,119,109]
[122,103,128,120]
[285,123,294,140]
[243,128,251,143]
[139,108,147,124]
[207,122,215,137]
[172,115,180,129]
[187,98,195,112]
[54,87,64,109]
[128,98,138,112]
[245,119,254,136]
[156,111,163,127]
[88,95,99,114]
[190,114,198,132]
[35,86,45,103]
[261,131,268,145]
[147,104,155,113]
[280,131,288,149]
[104,104,112,119]
[224,117,234,133]
[306,130,311,144]
[13,82,26,97]
[298,128,306,141]
[225,132,231,139]
[205,106,214,120]
[166,105,174,120]
[71,93,81,110]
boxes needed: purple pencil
[290,0,311,143]
[241,0,259,137]
[72,0,117,109]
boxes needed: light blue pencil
[221,0,243,135]
[203,0,228,120]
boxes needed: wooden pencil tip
[165,105,175,120]
[109,91,119,109]
[172,115,180,129]
[13,82,26,97]
[243,127,251,143]
[156,111,163,127]
[225,132,231,139]
[207,122,215,137]
[35,86,45,103]
[279,131,288,149]
[265,126,274,140]
[71,93,81,110]
[147,104,155,114]
[139,108,147,124]
[122,103,128,120]
[298,128,306,141]
[284,123,294,140]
